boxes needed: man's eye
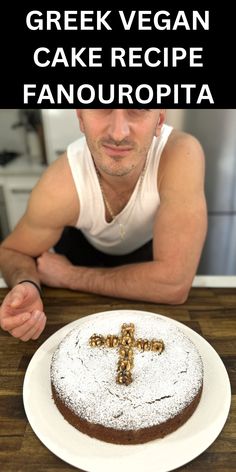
[129,109,151,117]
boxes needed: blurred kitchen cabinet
[0,154,45,234]
[3,175,40,231]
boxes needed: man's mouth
[102,144,133,157]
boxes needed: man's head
[76,109,165,177]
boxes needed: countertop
[1,276,236,289]
[0,286,235,471]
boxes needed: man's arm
[0,154,79,339]
[38,132,207,304]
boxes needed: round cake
[51,310,203,444]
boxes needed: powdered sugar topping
[51,310,203,430]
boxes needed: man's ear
[155,110,166,137]
[76,109,85,134]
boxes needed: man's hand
[37,252,72,288]
[0,283,46,341]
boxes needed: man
[0,109,207,341]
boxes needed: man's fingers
[9,310,45,338]
[1,312,31,331]
[26,315,47,341]
[16,312,46,342]
[9,285,26,308]
[10,295,24,308]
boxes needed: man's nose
[108,110,130,142]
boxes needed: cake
[50,310,203,444]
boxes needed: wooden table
[0,287,235,472]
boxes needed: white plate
[23,310,231,472]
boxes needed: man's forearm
[0,246,39,288]
[68,261,190,304]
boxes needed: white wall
[42,110,83,164]
[166,109,185,130]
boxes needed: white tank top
[67,124,173,255]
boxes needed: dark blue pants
[54,227,153,268]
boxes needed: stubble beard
[93,139,148,178]
[97,161,136,177]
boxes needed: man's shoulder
[34,152,76,202]
[158,128,205,188]
[30,151,80,227]
[165,129,203,156]
[161,129,205,170]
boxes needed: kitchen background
[0,109,235,275]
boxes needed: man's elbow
[147,279,190,305]
[149,271,191,304]
[167,280,191,305]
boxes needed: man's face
[76,109,165,177]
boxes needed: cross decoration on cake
[89,322,165,385]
